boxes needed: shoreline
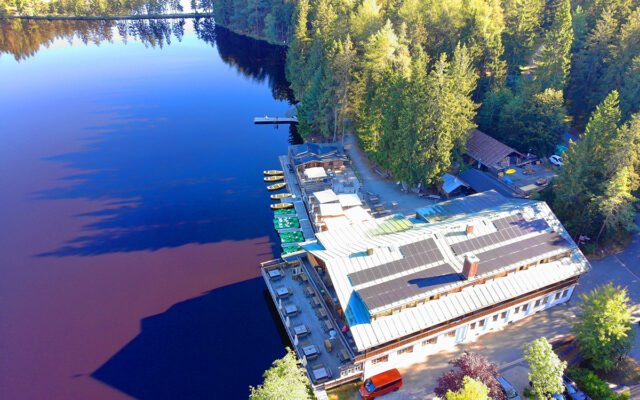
[0,12,214,20]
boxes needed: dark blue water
[0,19,297,399]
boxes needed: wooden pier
[254,116,298,125]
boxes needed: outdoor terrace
[261,259,364,390]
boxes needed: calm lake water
[0,18,299,399]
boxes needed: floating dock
[254,116,298,125]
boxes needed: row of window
[369,288,572,366]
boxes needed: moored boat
[271,202,293,210]
[264,175,284,182]
[264,170,284,176]
[267,182,286,191]
[270,193,292,200]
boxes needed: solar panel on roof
[348,238,444,286]
[451,217,549,255]
[357,263,461,311]
[475,232,570,275]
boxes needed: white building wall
[361,285,575,378]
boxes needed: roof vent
[366,248,374,256]
[463,255,480,279]
[466,225,474,235]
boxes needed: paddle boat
[264,175,284,182]
[264,170,284,176]
[267,182,286,191]
[271,202,293,210]
[270,193,292,200]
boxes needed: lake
[0,18,299,399]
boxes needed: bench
[339,349,350,362]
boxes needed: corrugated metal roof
[466,129,524,168]
[308,199,590,351]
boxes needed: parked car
[549,155,564,166]
[359,369,403,399]
[563,375,591,400]
[497,377,522,400]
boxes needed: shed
[466,129,525,174]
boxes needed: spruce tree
[535,0,573,91]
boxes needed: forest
[205,0,640,247]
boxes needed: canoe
[270,193,292,200]
[264,170,284,176]
[271,202,294,210]
[264,175,284,182]
[267,182,286,191]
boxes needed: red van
[359,368,403,399]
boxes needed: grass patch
[327,381,361,400]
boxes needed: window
[478,319,485,328]
[423,337,438,346]
[501,311,507,319]
[555,292,562,300]
[446,330,456,338]
[522,304,529,313]
[470,322,476,330]
[514,306,520,314]
[534,299,541,307]
[562,289,569,298]
[398,346,414,355]
[544,296,550,304]
[493,314,499,322]
[372,355,388,365]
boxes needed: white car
[549,155,564,166]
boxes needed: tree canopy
[572,283,637,372]
[435,352,505,400]
[445,376,491,400]
[249,348,312,400]
[523,337,567,400]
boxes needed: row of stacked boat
[264,170,303,256]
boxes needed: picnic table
[300,272,309,283]
[324,339,332,352]
[316,308,327,319]
[293,324,310,337]
[301,343,319,359]
[284,304,300,316]
[323,320,332,332]
[312,296,321,308]
[304,286,315,297]
[276,286,292,298]
[268,269,282,280]
[339,349,350,362]
[312,365,330,382]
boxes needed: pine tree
[501,0,544,71]
[619,56,640,119]
[285,0,310,99]
[535,0,573,91]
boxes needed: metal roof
[466,129,524,169]
[457,169,519,198]
[304,197,590,351]
[289,143,348,167]
[416,190,510,222]
[313,189,338,203]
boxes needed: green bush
[568,368,629,400]
[523,387,536,399]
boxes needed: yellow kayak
[264,175,284,182]
[271,193,292,200]
[267,182,287,191]
[264,170,284,176]
[271,203,293,210]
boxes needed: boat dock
[278,155,315,242]
[254,116,298,125]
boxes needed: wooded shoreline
[0,12,214,20]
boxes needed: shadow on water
[16,19,299,257]
[92,278,291,399]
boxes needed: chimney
[466,225,474,235]
[463,255,480,279]
[366,248,374,256]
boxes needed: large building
[263,190,589,390]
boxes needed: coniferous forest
[3,0,640,246]
[204,0,640,247]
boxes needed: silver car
[497,377,522,400]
